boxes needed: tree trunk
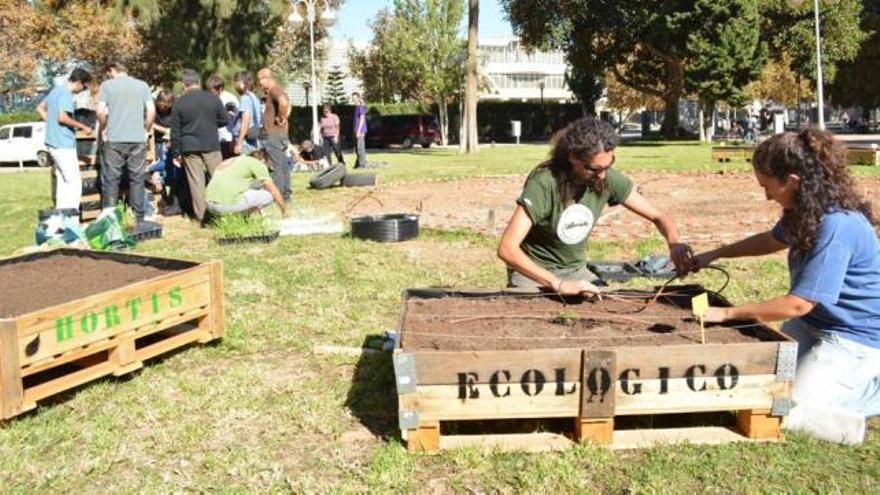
[437,94,449,146]
[699,105,706,142]
[462,0,479,154]
[659,59,684,139]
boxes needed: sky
[329,0,514,43]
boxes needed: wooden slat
[207,260,225,340]
[610,426,776,450]
[23,360,116,405]
[17,280,211,365]
[0,319,24,419]
[581,350,616,418]
[432,427,776,452]
[134,327,209,362]
[439,432,574,452]
[408,343,780,385]
[400,375,782,421]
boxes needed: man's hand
[233,142,242,155]
[703,306,729,323]
[557,279,604,299]
[668,242,693,274]
[79,127,93,136]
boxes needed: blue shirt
[98,75,152,143]
[772,211,880,348]
[235,91,261,142]
[43,85,76,149]
[354,103,367,134]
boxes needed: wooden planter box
[711,145,755,162]
[713,143,879,166]
[0,249,224,420]
[394,287,796,452]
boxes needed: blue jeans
[782,318,880,416]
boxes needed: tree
[348,9,424,103]
[350,1,465,146]
[269,0,345,88]
[603,67,663,126]
[461,0,478,153]
[0,0,44,101]
[829,0,880,109]
[503,0,860,139]
[685,0,767,141]
[323,65,347,105]
[760,0,866,86]
[746,52,814,106]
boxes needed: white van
[0,122,49,167]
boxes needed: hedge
[0,112,41,127]
[286,101,587,147]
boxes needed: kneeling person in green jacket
[206,150,288,216]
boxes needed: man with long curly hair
[691,128,880,444]
[497,117,692,295]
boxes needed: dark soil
[400,289,782,351]
[0,252,180,318]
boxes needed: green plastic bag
[84,207,135,250]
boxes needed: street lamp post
[789,0,835,130]
[288,0,336,144]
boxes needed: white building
[479,37,574,103]
[285,37,574,105]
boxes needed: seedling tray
[217,230,280,245]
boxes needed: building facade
[479,37,574,103]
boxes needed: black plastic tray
[129,220,163,242]
[588,260,676,282]
[217,230,280,245]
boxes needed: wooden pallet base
[429,426,779,452]
[406,409,782,453]
[11,315,215,417]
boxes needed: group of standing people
[41,61,371,226]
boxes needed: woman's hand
[557,279,604,298]
[702,306,729,323]
[687,251,717,274]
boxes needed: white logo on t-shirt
[557,204,594,245]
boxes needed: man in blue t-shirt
[97,59,155,223]
[233,71,262,155]
[352,92,368,168]
[36,68,93,211]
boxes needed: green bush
[0,111,41,127]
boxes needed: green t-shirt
[206,156,271,205]
[517,167,633,270]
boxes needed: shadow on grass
[344,347,400,442]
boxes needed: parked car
[365,114,441,149]
[0,122,49,167]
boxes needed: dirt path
[333,171,880,248]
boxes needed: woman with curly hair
[692,128,880,443]
[498,117,691,295]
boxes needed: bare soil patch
[0,251,188,317]
[400,287,781,351]
[339,171,880,246]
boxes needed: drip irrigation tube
[351,213,419,242]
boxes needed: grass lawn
[0,142,877,493]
